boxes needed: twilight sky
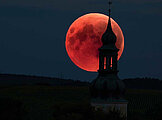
[0,0,161,81]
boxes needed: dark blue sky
[0,0,161,81]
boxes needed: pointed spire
[101,0,117,47]
[109,1,111,15]
[107,1,112,31]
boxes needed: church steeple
[99,1,119,74]
[90,1,127,117]
[101,1,117,46]
[90,0,125,100]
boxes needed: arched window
[110,57,113,69]
[104,57,106,70]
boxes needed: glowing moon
[65,13,124,72]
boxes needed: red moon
[65,13,124,72]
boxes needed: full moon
[65,13,124,72]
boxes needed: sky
[0,0,161,81]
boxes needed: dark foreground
[0,86,161,120]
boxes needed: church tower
[90,1,128,117]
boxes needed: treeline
[0,74,88,86]
[0,74,162,90]
[123,77,162,90]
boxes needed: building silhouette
[90,1,128,117]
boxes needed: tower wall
[91,101,128,117]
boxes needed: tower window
[110,57,112,68]
[104,57,106,69]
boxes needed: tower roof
[90,74,125,100]
[101,2,117,49]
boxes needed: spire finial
[101,0,117,46]
[108,1,112,19]
[107,0,112,29]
